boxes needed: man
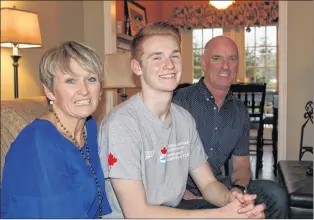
[98,21,264,218]
[173,36,288,218]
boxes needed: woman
[1,41,111,218]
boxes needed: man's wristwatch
[232,184,247,194]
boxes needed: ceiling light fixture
[209,1,235,10]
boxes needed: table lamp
[1,6,42,98]
[103,52,136,101]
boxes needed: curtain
[170,1,278,30]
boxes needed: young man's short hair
[131,21,181,65]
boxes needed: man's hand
[228,188,256,203]
[223,189,265,219]
[183,189,203,200]
[220,199,265,219]
[227,188,258,214]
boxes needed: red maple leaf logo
[161,147,167,154]
[108,153,118,166]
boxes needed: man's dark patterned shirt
[172,77,250,195]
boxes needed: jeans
[247,179,289,219]
[177,179,289,219]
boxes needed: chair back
[230,83,267,130]
[230,83,266,179]
[299,100,313,160]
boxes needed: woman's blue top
[1,117,112,218]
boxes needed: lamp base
[121,93,128,102]
[11,55,21,99]
[118,88,128,102]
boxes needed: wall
[116,0,162,31]
[1,1,85,100]
[286,1,314,160]
[180,30,193,83]
[0,1,240,100]
[115,0,195,84]
[115,1,209,28]
[118,0,242,23]
[83,1,105,63]
[117,0,314,160]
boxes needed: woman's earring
[49,100,54,105]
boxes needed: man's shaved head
[204,36,238,59]
[201,36,239,93]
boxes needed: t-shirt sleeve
[188,115,208,171]
[98,113,142,180]
[232,107,250,156]
[1,130,87,218]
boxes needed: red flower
[161,147,167,155]
[108,153,118,166]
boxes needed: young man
[98,22,265,218]
[173,36,289,218]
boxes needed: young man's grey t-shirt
[99,94,208,217]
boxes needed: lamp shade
[103,52,136,89]
[1,7,42,48]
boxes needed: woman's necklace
[51,109,102,217]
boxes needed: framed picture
[124,0,147,36]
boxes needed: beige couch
[0,94,108,180]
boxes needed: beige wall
[2,2,314,161]
[286,1,314,160]
[1,1,85,100]
[116,0,163,24]
[83,1,105,62]
[180,30,193,83]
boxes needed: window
[245,26,277,91]
[192,28,223,83]
[191,26,278,90]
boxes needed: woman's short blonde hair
[39,41,103,92]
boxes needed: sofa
[1,94,108,181]
[277,160,313,219]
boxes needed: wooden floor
[250,127,276,181]
[250,145,276,181]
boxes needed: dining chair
[263,92,276,145]
[299,101,313,161]
[262,92,279,175]
[230,83,267,179]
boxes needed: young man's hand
[220,198,265,218]
[227,189,265,216]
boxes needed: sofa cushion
[1,97,49,180]
[277,160,313,209]
[1,94,109,181]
